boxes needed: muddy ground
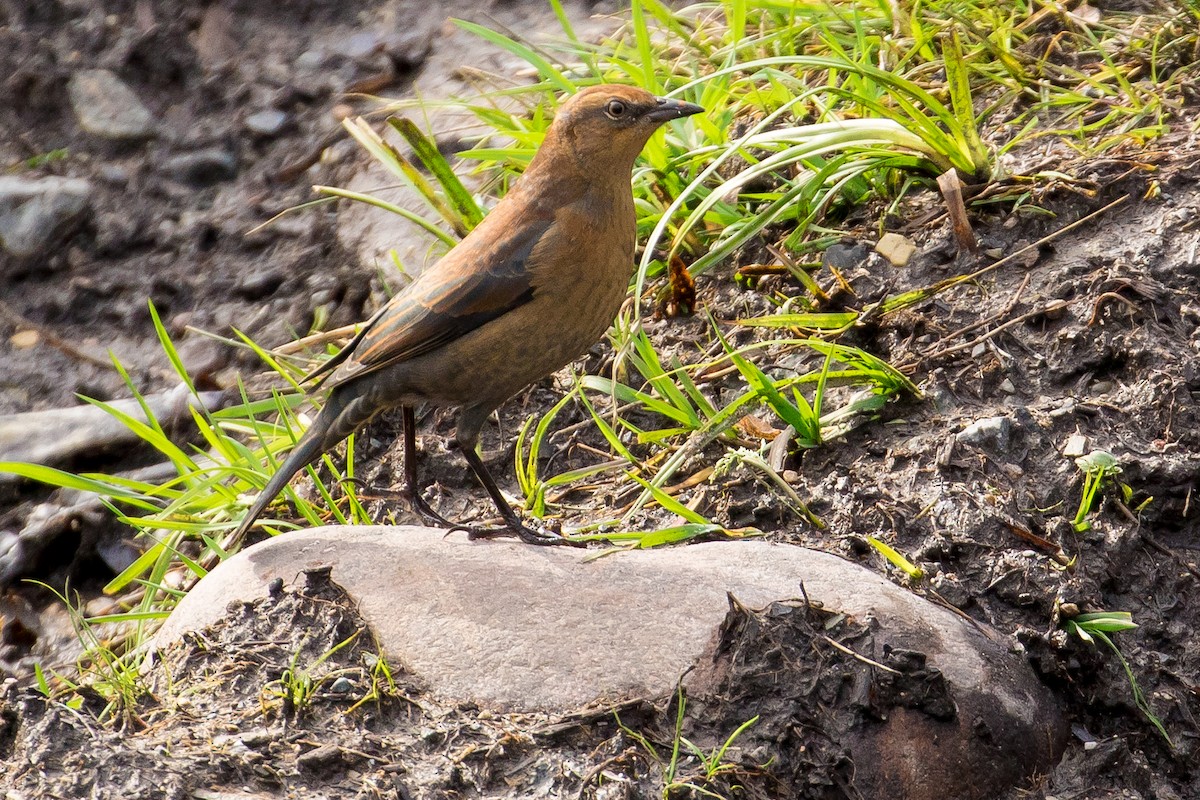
[1,0,1199,798]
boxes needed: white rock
[67,69,155,141]
[957,415,1013,450]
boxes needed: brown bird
[232,85,703,546]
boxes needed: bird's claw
[408,490,459,529]
[458,522,583,547]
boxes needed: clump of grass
[261,629,363,718]
[1070,450,1151,532]
[617,683,762,799]
[30,582,151,727]
[1062,609,1173,749]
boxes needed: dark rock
[162,149,239,187]
[235,266,286,300]
[823,241,871,270]
[297,743,342,770]
[176,337,231,386]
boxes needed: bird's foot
[457,520,583,547]
[408,489,460,529]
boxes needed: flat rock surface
[160,527,1016,708]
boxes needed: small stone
[295,50,327,71]
[239,729,273,747]
[67,69,155,141]
[329,676,353,694]
[382,30,432,70]
[297,744,341,770]
[1000,462,1024,479]
[929,572,970,608]
[177,337,230,383]
[341,31,384,60]
[875,232,916,267]
[823,241,870,270]
[96,165,131,186]
[9,330,40,349]
[999,377,1017,394]
[310,288,336,306]
[245,110,289,137]
[1047,398,1076,418]
[0,176,92,259]
[1062,433,1088,457]
[163,149,239,187]
[235,267,285,300]
[211,734,253,756]
[956,415,1012,451]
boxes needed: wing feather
[320,214,551,390]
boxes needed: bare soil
[1,0,1199,798]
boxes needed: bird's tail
[227,388,376,549]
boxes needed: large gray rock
[67,69,155,141]
[158,527,1066,799]
[0,176,91,258]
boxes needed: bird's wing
[302,303,390,388]
[320,215,552,390]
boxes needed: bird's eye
[605,99,627,118]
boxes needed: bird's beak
[645,96,705,122]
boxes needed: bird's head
[534,84,704,176]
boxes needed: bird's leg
[455,442,580,547]
[401,405,459,529]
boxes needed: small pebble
[9,330,40,349]
[956,415,1012,451]
[235,267,285,300]
[245,109,289,137]
[823,241,870,270]
[295,50,327,71]
[1062,434,1088,457]
[875,232,916,267]
[342,31,384,60]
